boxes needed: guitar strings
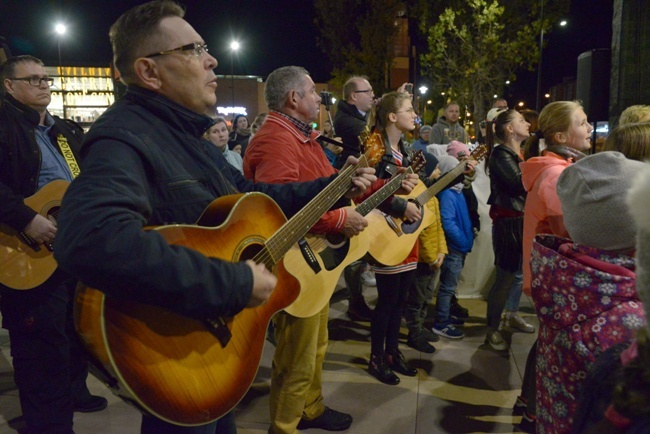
[252,155,371,269]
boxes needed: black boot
[368,354,399,385]
[385,350,418,376]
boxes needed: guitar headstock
[409,150,426,174]
[361,129,386,168]
[470,144,488,162]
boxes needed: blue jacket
[437,188,473,253]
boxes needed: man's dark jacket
[333,99,368,168]
[0,94,84,231]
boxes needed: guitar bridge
[18,232,41,251]
[203,317,232,348]
[384,214,403,236]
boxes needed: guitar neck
[258,156,369,267]
[355,168,412,216]
[415,160,467,206]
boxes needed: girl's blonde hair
[523,101,583,160]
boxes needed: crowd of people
[1,1,650,434]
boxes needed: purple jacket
[531,234,646,434]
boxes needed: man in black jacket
[0,55,107,434]
[333,76,378,320]
[53,2,375,433]
[333,76,374,169]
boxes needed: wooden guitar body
[365,181,435,266]
[0,180,69,290]
[283,229,369,318]
[75,193,298,426]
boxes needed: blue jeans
[504,269,523,312]
[435,249,466,325]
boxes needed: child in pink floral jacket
[530,152,647,434]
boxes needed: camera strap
[317,134,362,153]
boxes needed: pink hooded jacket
[520,152,572,295]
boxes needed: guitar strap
[55,134,81,178]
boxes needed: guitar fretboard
[255,156,371,269]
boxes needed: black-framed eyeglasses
[10,76,54,87]
[354,89,374,95]
[144,42,209,59]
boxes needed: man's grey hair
[265,66,309,111]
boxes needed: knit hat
[437,155,459,175]
[446,140,470,159]
[423,152,439,177]
[437,155,463,192]
[486,107,506,122]
[557,151,645,251]
[626,162,650,330]
[420,125,432,135]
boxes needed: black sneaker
[297,407,353,431]
[368,355,400,385]
[74,395,108,413]
[450,295,469,319]
[422,328,440,342]
[406,334,436,353]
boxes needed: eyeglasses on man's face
[354,89,374,96]
[10,76,54,87]
[144,42,209,59]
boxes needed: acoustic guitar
[366,145,488,266]
[74,154,381,426]
[0,180,69,290]
[283,151,425,318]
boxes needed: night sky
[2,0,614,109]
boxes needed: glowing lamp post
[230,40,240,108]
[55,23,67,118]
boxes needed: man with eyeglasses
[332,76,375,170]
[0,54,108,433]
[53,2,375,433]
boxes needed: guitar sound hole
[318,238,350,271]
[240,243,264,262]
[401,202,424,234]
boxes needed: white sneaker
[361,270,377,287]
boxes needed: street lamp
[229,40,240,108]
[55,22,67,118]
[536,1,567,112]
[419,86,428,119]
